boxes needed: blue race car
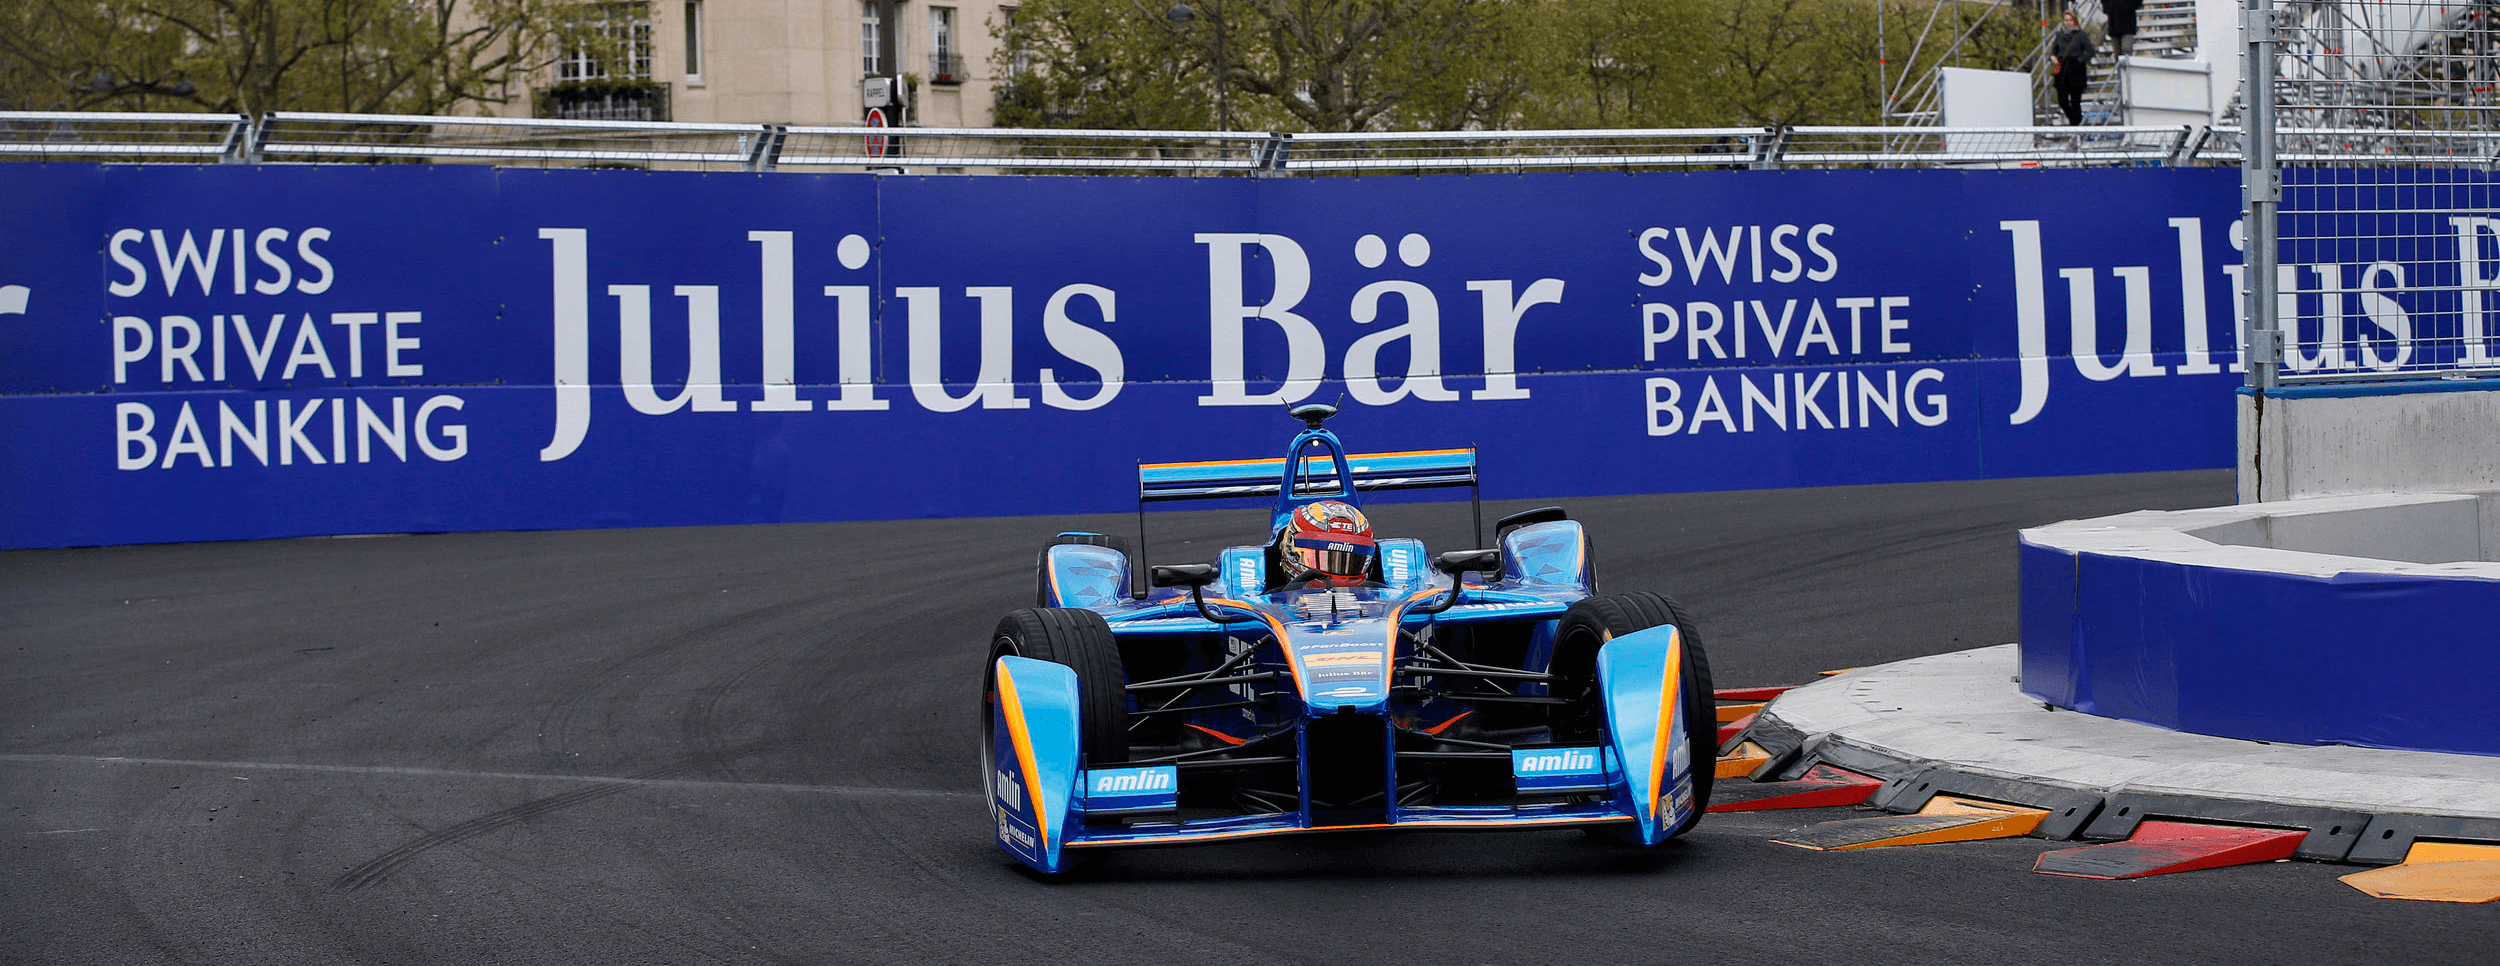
[982,404,1714,873]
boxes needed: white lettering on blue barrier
[114,396,468,470]
[533,228,1134,460]
[67,185,2462,549]
[1998,218,2257,426]
[1193,232,1561,409]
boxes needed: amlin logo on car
[1516,748,1598,773]
[993,768,1024,812]
[1090,769,1172,794]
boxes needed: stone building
[517,0,1014,128]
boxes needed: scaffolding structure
[1889,0,2495,131]
[2269,0,2497,134]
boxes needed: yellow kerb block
[2340,842,2500,903]
[1715,740,1772,779]
[1716,701,1768,723]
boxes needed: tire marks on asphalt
[331,758,711,891]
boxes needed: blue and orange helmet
[1277,501,1376,586]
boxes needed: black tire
[1036,533,1132,606]
[1549,592,1716,822]
[983,608,1129,772]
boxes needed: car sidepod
[989,656,1083,873]
[1595,624,1702,845]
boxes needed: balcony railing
[929,52,967,85]
[535,82,671,123]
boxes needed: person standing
[2050,12,2098,126]
[2103,0,2142,56]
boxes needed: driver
[1275,501,1377,587]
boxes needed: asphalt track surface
[7,469,2496,964]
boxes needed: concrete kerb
[1743,644,2500,860]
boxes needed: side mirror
[1416,549,1502,615]
[1151,563,1249,624]
[1150,563,1219,589]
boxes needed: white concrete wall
[2238,387,2500,505]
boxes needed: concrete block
[2240,387,2500,502]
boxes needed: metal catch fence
[2245,0,2500,387]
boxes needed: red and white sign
[865,108,888,158]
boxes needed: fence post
[225,113,266,165]
[2242,0,2281,393]
[1751,128,1788,171]
[1257,132,1289,177]
[746,125,786,172]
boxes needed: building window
[683,0,703,81]
[1000,6,1029,77]
[546,3,664,121]
[862,1,882,74]
[557,3,653,83]
[930,7,961,83]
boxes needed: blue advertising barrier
[1,164,2273,549]
[2020,535,2500,757]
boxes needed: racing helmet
[1277,501,1377,586]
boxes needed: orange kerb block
[2341,842,2500,903]
[1773,795,2048,851]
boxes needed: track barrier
[0,163,2264,549]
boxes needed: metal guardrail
[2205,127,2500,167]
[254,112,779,169]
[1279,128,1775,172]
[1779,125,2207,168]
[13,110,2492,174]
[776,125,1276,172]
[0,111,252,162]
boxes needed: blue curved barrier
[2020,504,2500,757]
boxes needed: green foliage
[990,0,1210,129]
[994,0,2049,131]
[0,0,564,115]
[992,0,1524,132]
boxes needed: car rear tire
[1549,592,1716,823]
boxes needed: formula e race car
[981,404,1714,873]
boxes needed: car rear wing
[1137,448,1479,503]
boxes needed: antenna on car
[1133,460,1150,599]
[1289,394,1346,429]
